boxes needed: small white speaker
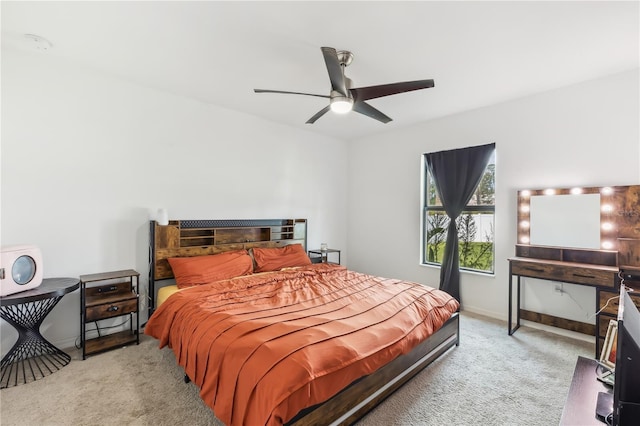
[157,208,169,226]
[0,245,44,297]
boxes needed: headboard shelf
[169,220,301,248]
[148,218,307,317]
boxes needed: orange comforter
[145,263,459,426]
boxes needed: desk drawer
[558,266,615,287]
[511,261,615,287]
[598,290,640,316]
[85,297,137,322]
[511,261,560,279]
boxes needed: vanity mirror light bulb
[602,204,613,213]
[601,187,614,195]
[602,222,614,231]
[602,241,614,250]
[520,190,531,197]
[520,221,530,229]
[520,205,530,213]
[520,236,530,244]
[544,188,556,196]
[570,187,583,195]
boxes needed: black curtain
[425,143,495,304]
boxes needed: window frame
[421,152,496,274]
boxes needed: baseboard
[56,336,80,352]
[460,305,501,320]
[461,306,595,344]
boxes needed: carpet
[0,311,593,425]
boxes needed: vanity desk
[511,184,640,356]
[508,245,618,340]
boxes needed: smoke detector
[24,34,53,51]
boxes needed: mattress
[157,284,182,306]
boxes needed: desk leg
[508,266,521,335]
[0,296,71,388]
[508,265,513,334]
[516,276,521,331]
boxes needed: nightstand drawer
[85,297,137,322]
[85,281,130,299]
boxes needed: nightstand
[80,269,139,359]
[308,249,341,264]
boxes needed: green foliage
[427,241,494,272]
[456,213,476,266]
[473,163,495,205]
[425,212,494,272]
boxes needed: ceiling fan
[254,47,435,124]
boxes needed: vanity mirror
[517,185,640,253]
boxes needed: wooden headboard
[148,218,307,317]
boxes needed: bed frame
[288,314,459,425]
[148,218,460,425]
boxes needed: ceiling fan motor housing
[336,50,354,67]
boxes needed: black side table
[0,277,79,388]
[308,249,341,264]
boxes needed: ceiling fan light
[330,96,354,114]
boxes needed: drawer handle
[106,306,119,312]
[523,267,545,273]
[573,273,596,279]
[98,286,118,293]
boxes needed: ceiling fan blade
[306,105,331,124]
[321,47,347,96]
[353,101,392,124]
[254,89,329,99]
[351,79,435,101]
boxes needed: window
[422,150,495,273]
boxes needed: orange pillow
[168,250,253,289]
[252,244,312,272]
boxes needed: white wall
[347,69,640,332]
[1,48,348,352]
[2,45,638,353]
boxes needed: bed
[145,219,460,426]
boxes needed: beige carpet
[0,311,593,425]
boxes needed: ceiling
[2,1,638,141]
